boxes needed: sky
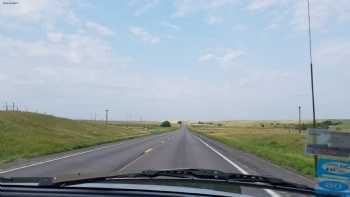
[0,0,349,121]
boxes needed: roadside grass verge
[189,122,315,176]
[0,111,178,164]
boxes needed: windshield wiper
[50,168,320,195]
[0,177,53,186]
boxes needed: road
[0,125,315,197]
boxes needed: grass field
[0,111,178,164]
[334,119,350,130]
[190,119,350,177]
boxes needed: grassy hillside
[190,119,350,177]
[0,111,178,164]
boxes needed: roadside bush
[160,121,171,127]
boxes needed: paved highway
[0,125,314,197]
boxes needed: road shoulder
[194,133,315,187]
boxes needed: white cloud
[207,16,223,25]
[129,26,160,44]
[198,48,245,68]
[314,40,350,68]
[198,53,215,62]
[247,0,282,11]
[128,0,159,16]
[85,21,114,36]
[292,0,350,31]
[0,33,117,66]
[161,21,180,31]
[0,0,72,24]
[0,0,49,18]
[219,49,245,64]
[47,32,63,42]
[173,0,237,17]
[245,0,350,31]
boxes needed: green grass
[334,119,350,130]
[0,111,178,164]
[190,121,316,176]
[190,119,349,176]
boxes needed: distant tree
[177,121,182,125]
[160,121,171,127]
[318,120,340,129]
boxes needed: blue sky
[0,0,349,120]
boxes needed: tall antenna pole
[307,0,316,128]
[307,0,318,176]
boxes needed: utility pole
[5,102,8,111]
[94,113,97,122]
[307,0,318,176]
[105,109,109,125]
[12,102,15,112]
[298,106,302,133]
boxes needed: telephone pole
[105,109,109,125]
[12,102,15,111]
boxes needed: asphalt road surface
[0,125,315,197]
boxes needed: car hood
[71,182,251,197]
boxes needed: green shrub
[160,121,171,127]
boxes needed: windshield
[1,1,349,197]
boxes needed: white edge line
[117,154,144,173]
[197,137,281,197]
[0,143,122,174]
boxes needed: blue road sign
[317,157,350,179]
[316,179,350,197]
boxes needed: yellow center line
[144,148,153,154]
